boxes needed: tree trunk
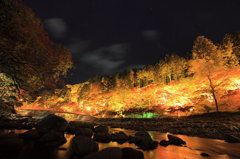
[207,75,219,112]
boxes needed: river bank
[95,112,240,143]
[0,112,240,143]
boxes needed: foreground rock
[83,147,144,159]
[159,140,170,147]
[167,134,186,146]
[39,130,67,148]
[132,131,158,150]
[201,152,210,157]
[75,128,93,137]
[83,147,122,159]
[94,132,112,143]
[159,134,186,147]
[94,125,109,134]
[111,131,129,143]
[19,129,40,140]
[67,121,94,134]
[0,133,24,152]
[122,147,144,159]
[36,114,68,134]
[70,136,99,158]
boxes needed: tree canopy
[0,0,73,105]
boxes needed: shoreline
[94,112,240,142]
[1,112,240,143]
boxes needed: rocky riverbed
[0,112,240,143]
[95,112,240,143]
[0,112,240,159]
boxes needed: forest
[1,0,240,118]
[21,33,240,118]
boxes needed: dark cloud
[79,44,128,74]
[44,18,67,38]
[67,39,90,55]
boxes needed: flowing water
[1,128,240,159]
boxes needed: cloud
[67,39,90,55]
[79,44,128,74]
[45,18,67,38]
[142,30,160,40]
[121,64,145,72]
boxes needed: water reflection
[1,128,240,159]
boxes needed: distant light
[86,107,91,111]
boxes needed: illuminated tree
[189,36,239,112]
[0,0,73,103]
[221,33,240,65]
[154,54,188,84]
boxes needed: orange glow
[19,68,240,118]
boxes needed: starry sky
[21,0,240,84]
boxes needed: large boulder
[94,132,111,143]
[67,121,94,134]
[75,128,93,137]
[36,114,68,134]
[0,133,24,152]
[111,131,129,143]
[70,136,99,158]
[159,140,170,147]
[39,130,67,148]
[167,134,186,146]
[94,125,109,134]
[19,129,40,140]
[134,131,152,142]
[82,147,122,159]
[133,131,158,150]
[122,147,144,159]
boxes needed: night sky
[21,0,240,84]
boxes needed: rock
[133,131,158,150]
[36,114,68,134]
[200,152,210,157]
[94,132,111,143]
[70,136,99,158]
[39,130,67,148]
[94,125,109,134]
[82,147,122,159]
[68,121,94,129]
[140,140,158,150]
[159,140,170,147]
[0,134,24,152]
[167,134,186,146]
[225,135,240,143]
[134,131,152,144]
[111,131,128,143]
[75,128,93,137]
[128,135,136,144]
[19,129,40,140]
[122,147,144,159]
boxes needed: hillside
[20,34,240,118]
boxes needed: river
[1,128,240,159]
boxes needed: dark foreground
[0,112,239,159]
[0,112,240,143]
